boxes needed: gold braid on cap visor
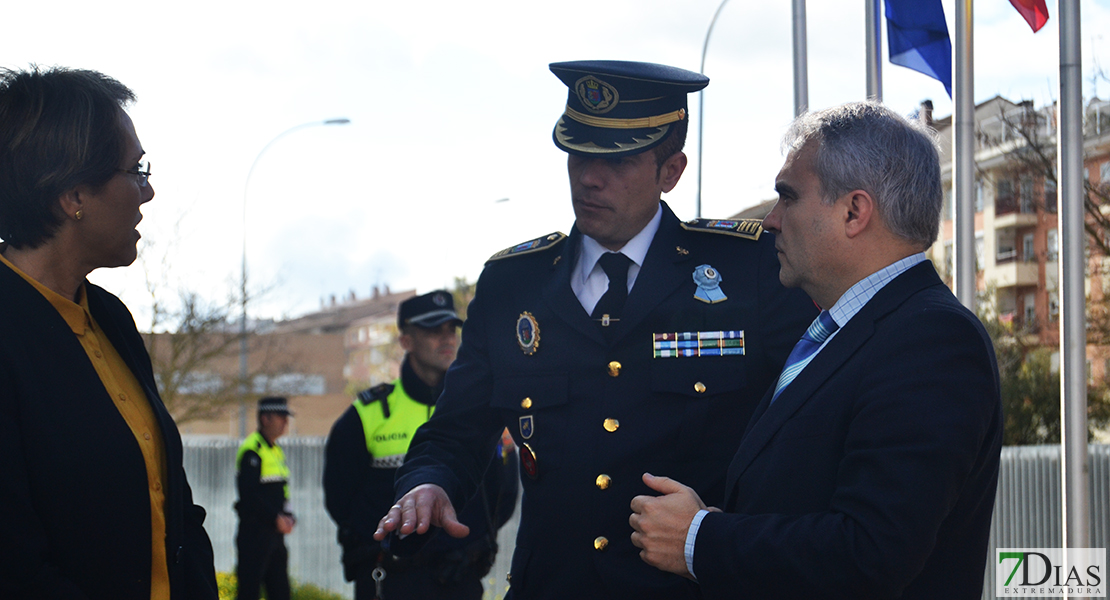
[563,106,687,129]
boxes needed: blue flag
[885,0,952,97]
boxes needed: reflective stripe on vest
[236,431,291,499]
[352,380,434,469]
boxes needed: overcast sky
[4,0,1109,324]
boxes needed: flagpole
[953,0,975,311]
[865,0,882,100]
[793,0,809,116]
[696,0,732,219]
[1057,0,1090,557]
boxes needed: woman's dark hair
[0,66,135,248]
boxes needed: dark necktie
[591,252,632,324]
[771,310,839,402]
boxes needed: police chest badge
[519,415,534,439]
[516,312,540,355]
[692,264,727,304]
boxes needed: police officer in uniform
[324,291,517,600]
[235,397,296,600]
[375,60,817,599]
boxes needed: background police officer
[375,60,817,599]
[324,291,517,600]
[235,396,296,600]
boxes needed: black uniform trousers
[236,523,290,600]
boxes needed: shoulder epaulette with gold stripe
[680,218,762,240]
[487,232,568,262]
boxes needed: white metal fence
[183,438,1108,599]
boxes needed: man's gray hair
[782,101,942,249]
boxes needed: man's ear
[658,152,687,194]
[843,190,875,239]
[399,331,414,353]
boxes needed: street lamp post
[238,118,351,438]
[696,0,731,219]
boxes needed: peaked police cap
[550,60,709,157]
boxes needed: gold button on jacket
[594,536,609,551]
[595,474,611,489]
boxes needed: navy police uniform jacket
[394,202,816,599]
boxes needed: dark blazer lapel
[724,261,943,491]
[541,227,607,345]
[609,202,691,343]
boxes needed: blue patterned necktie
[772,310,839,402]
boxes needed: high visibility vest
[236,431,290,499]
[352,380,434,469]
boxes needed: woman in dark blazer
[0,67,218,600]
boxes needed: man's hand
[630,473,712,579]
[373,483,470,541]
[276,514,295,535]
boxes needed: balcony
[986,259,1039,288]
[994,196,1038,228]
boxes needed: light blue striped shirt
[683,252,928,580]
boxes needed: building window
[1049,292,1059,320]
[975,178,984,213]
[1020,176,1034,213]
[1023,233,1035,262]
[1044,177,1057,213]
[1024,293,1036,326]
[975,233,985,271]
[997,233,1016,264]
[1102,161,1110,184]
[1047,229,1059,262]
[996,179,1015,214]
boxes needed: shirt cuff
[685,509,709,581]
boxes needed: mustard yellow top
[0,253,170,600]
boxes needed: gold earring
[75,209,83,221]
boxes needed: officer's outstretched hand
[373,483,470,541]
[630,473,719,579]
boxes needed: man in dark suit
[372,60,816,599]
[629,101,1003,599]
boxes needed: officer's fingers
[373,504,403,540]
[630,494,650,515]
[641,472,686,495]
[628,510,644,533]
[437,502,471,539]
[410,484,449,535]
[630,529,645,550]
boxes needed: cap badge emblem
[433,292,449,307]
[575,76,618,114]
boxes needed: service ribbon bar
[653,330,744,358]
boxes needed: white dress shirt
[571,203,663,315]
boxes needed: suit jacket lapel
[725,262,943,492]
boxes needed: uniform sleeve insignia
[680,218,763,240]
[487,232,568,262]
